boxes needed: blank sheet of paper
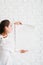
[16,25,40,50]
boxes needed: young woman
[0,19,28,65]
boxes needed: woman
[0,19,28,65]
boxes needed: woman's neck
[1,32,8,38]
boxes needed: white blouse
[0,33,15,53]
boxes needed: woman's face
[5,23,12,33]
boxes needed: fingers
[14,21,22,25]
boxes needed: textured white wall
[0,0,42,25]
[0,0,43,65]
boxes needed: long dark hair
[0,19,10,34]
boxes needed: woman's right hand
[19,49,28,53]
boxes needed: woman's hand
[14,21,22,25]
[19,50,28,53]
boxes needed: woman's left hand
[14,21,22,25]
